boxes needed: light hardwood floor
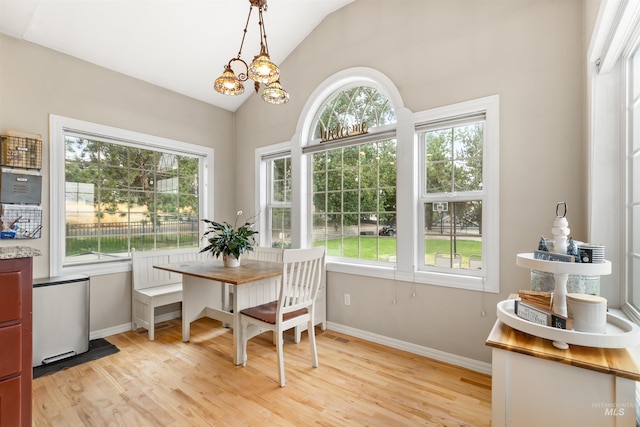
[33,318,491,426]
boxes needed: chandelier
[213,0,289,105]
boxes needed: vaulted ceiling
[0,0,353,111]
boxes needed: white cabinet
[487,320,639,427]
[489,253,639,426]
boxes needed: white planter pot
[223,253,240,268]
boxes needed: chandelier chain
[258,7,269,55]
[236,5,254,60]
[214,0,289,104]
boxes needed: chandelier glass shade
[213,0,288,104]
[262,80,289,104]
[248,51,279,84]
[213,65,245,96]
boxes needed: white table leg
[222,283,232,328]
[182,276,223,342]
[232,284,241,364]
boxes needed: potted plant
[200,211,258,267]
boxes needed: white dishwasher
[32,274,90,367]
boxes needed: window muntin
[257,68,498,291]
[307,85,398,264]
[424,200,482,269]
[50,115,212,276]
[63,134,201,263]
[313,86,396,140]
[425,123,483,193]
[627,46,640,312]
[311,139,397,262]
[268,156,292,248]
[419,119,485,274]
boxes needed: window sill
[326,260,498,293]
[57,259,131,277]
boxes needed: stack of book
[519,290,552,310]
[514,290,572,329]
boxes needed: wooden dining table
[154,258,283,365]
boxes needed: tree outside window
[64,135,200,263]
[309,86,397,263]
[258,72,498,292]
[422,122,484,270]
[269,156,291,248]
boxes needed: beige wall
[234,0,588,363]
[0,34,234,331]
[0,0,597,364]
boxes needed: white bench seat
[131,248,201,341]
[136,283,182,299]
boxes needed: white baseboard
[90,323,132,340]
[326,321,492,375]
[90,314,490,375]
[90,310,182,340]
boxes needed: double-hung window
[414,96,499,291]
[264,152,292,248]
[257,70,498,292]
[418,115,484,272]
[50,115,213,276]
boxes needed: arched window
[258,68,499,292]
[312,86,396,139]
[304,85,398,264]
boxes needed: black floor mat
[33,338,119,379]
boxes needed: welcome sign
[319,121,369,143]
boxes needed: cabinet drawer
[0,325,21,379]
[0,272,21,323]
[0,375,21,427]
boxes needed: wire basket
[0,135,42,169]
[0,204,42,239]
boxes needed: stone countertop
[0,246,42,259]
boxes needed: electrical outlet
[344,293,351,306]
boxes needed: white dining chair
[243,246,284,263]
[232,246,285,336]
[239,246,325,387]
[223,246,284,322]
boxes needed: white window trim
[292,67,407,252]
[591,4,640,413]
[320,95,500,293]
[49,114,214,277]
[254,141,291,248]
[413,95,500,293]
[259,67,501,293]
[589,1,640,319]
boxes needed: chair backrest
[131,247,201,291]
[243,246,284,263]
[278,247,325,316]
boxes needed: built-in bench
[131,248,202,340]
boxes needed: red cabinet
[0,257,33,427]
